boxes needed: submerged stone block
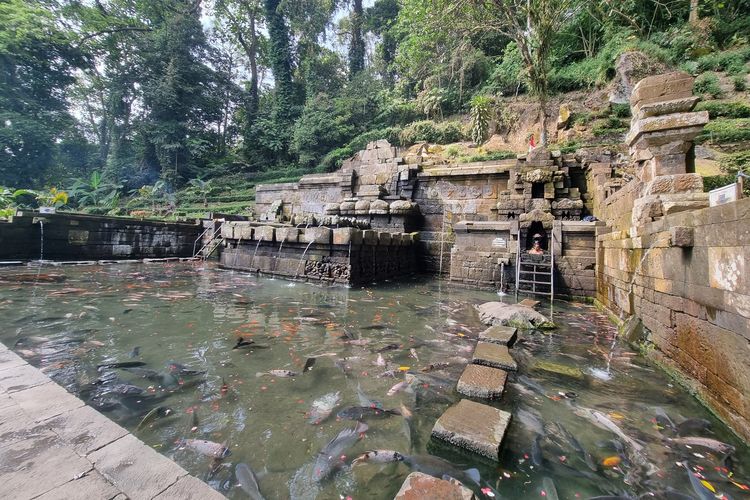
[394,472,474,500]
[472,342,517,371]
[478,325,517,346]
[300,227,331,245]
[378,232,392,246]
[457,364,507,399]
[431,399,511,461]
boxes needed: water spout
[231,237,242,272]
[294,240,314,279]
[497,262,507,297]
[271,239,285,279]
[250,236,263,271]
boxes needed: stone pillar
[627,72,709,228]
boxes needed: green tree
[0,0,82,187]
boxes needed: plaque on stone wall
[709,183,739,207]
[492,237,507,248]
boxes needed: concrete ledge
[431,399,511,461]
[457,364,507,399]
[478,325,517,346]
[0,341,224,500]
[472,342,517,371]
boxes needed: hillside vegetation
[1,0,749,217]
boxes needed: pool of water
[0,262,748,500]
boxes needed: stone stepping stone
[472,342,517,371]
[456,364,507,399]
[478,325,517,347]
[431,399,511,461]
[394,472,474,500]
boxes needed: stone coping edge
[0,342,224,500]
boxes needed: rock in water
[476,302,555,330]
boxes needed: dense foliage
[0,0,749,209]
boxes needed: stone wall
[219,222,417,286]
[0,212,201,261]
[414,161,514,273]
[449,220,600,297]
[596,197,750,439]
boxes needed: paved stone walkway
[0,342,224,500]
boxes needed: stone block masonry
[0,343,224,500]
[0,212,201,261]
[219,223,417,286]
[596,197,750,440]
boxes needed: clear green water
[0,262,748,500]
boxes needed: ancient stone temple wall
[596,199,750,439]
[0,211,201,261]
[593,72,750,439]
[219,222,417,286]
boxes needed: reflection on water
[0,262,748,500]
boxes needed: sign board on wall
[492,237,507,248]
[709,183,739,207]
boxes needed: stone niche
[626,72,709,228]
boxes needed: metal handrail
[550,230,555,306]
[194,224,223,258]
[515,231,521,300]
[193,225,214,256]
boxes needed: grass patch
[695,100,750,119]
[697,118,750,144]
[457,150,516,163]
[694,72,723,98]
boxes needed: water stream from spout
[271,239,285,279]
[231,237,242,272]
[32,220,45,296]
[250,236,263,271]
[294,240,314,279]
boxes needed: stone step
[394,472,474,500]
[472,342,518,371]
[478,325,517,346]
[431,399,511,461]
[456,364,507,399]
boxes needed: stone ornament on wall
[626,72,709,228]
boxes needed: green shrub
[696,47,750,74]
[470,95,493,144]
[695,100,750,119]
[720,151,750,174]
[703,174,750,196]
[572,112,592,126]
[399,120,466,146]
[445,145,461,158]
[697,118,750,144]
[694,73,723,98]
[612,104,632,119]
[734,75,748,92]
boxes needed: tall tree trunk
[689,0,699,24]
[349,0,365,78]
[539,96,548,147]
[264,0,294,122]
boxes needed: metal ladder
[193,223,224,260]
[515,231,555,302]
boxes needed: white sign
[492,237,507,248]
[709,183,738,207]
